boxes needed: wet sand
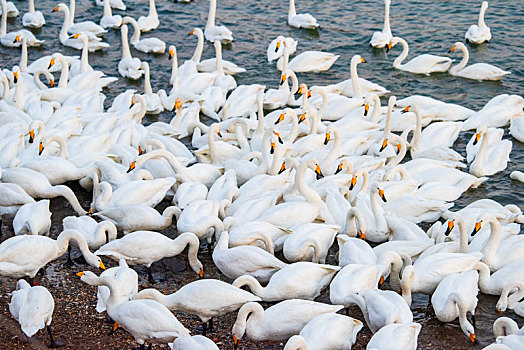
[0,183,521,349]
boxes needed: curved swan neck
[472,261,491,291]
[316,87,328,122]
[59,5,72,46]
[172,232,200,267]
[57,229,90,257]
[121,25,132,59]
[369,94,381,124]
[493,317,519,337]
[161,206,181,226]
[284,109,299,144]
[234,275,265,296]
[136,150,185,174]
[451,43,469,74]
[347,207,367,235]
[207,0,217,28]
[44,135,69,158]
[325,127,341,164]
[350,57,363,98]
[234,302,265,339]
[191,28,204,63]
[125,17,141,43]
[393,38,409,68]
[296,161,322,207]
[54,54,69,89]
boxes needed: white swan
[466,127,503,163]
[0,229,105,279]
[0,0,18,17]
[204,0,233,43]
[93,258,138,313]
[170,336,219,350]
[13,200,51,236]
[431,270,479,342]
[62,215,117,250]
[510,170,524,182]
[370,0,392,48]
[366,323,421,350]
[124,16,165,54]
[336,55,389,97]
[93,204,180,233]
[492,317,524,349]
[469,126,512,177]
[232,300,342,346]
[510,117,524,143]
[284,314,363,350]
[449,42,510,81]
[22,0,45,28]
[176,199,225,244]
[95,231,202,281]
[140,61,163,114]
[9,280,65,347]
[78,271,190,346]
[465,1,491,44]
[137,0,159,32]
[232,262,339,302]
[1,0,43,47]
[387,37,452,74]
[462,94,524,131]
[100,0,122,29]
[496,282,524,317]
[95,0,126,10]
[288,0,318,29]
[118,24,142,79]
[278,37,338,73]
[283,223,339,263]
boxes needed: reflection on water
[0,0,522,347]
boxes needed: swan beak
[469,333,475,343]
[307,90,312,98]
[396,143,401,153]
[87,207,92,215]
[29,130,35,143]
[52,6,59,12]
[130,99,135,108]
[275,113,285,125]
[379,139,388,152]
[299,113,309,126]
[401,105,411,114]
[315,164,324,179]
[273,131,283,144]
[217,128,222,137]
[359,231,366,240]
[174,98,183,110]
[189,29,194,35]
[379,276,384,285]
[364,103,369,116]
[38,142,44,155]
[138,146,144,156]
[349,175,357,190]
[498,309,503,315]
[99,261,106,270]
[444,220,455,236]
[48,58,55,69]
[168,48,174,60]
[13,35,20,44]
[270,141,275,154]
[49,80,55,88]
[278,162,286,174]
[360,57,366,63]
[324,132,331,145]
[386,43,392,53]
[127,161,136,173]
[471,221,482,236]
[473,132,481,145]
[378,188,387,202]
[76,272,84,277]
[448,45,455,53]
[296,85,303,95]
[233,334,239,349]
[335,163,343,175]
[70,33,80,39]
[13,71,18,83]
[276,41,281,51]
[280,74,287,85]
[198,268,204,278]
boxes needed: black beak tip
[349,184,355,190]
[278,137,283,144]
[335,168,341,175]
[324,139,329,145]
[444,227,452,236]
[473,139,478,146]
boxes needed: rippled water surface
[0,0,523,348]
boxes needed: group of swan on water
[0,0,523,349]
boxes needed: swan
[9,280,65,347]
[263,70,296,110]
[510,116,524,143]
[308,85,364,121]
[135,279,261,335]
[466,127,503,163]
[279,38,338,73]
[78,271,190,347]
[1,0,43,47]
[176,199,225,244]
[496,282,524,317]
[118,24,142,79]
[0,0,18,17]
[1,167,87,215]
[366,323,421,350]
[65,0,106,35]
[449,42,510,80]
[173,181,208,209]
[204,0,233,43]
[22,0,45,28]
[93,204,180,233]
[395,95,475,122]
[473,261,524,296]
[370,0,392,48]
[139,62,163,114]
[462,94,524,131]
[212,230,287,283]
[0,170,35,217]
[137,0,159,32]
[283,223,339,263]
[232,300,343,346]
[339,289,413,333]
[400,252,483,306]
[336,55,389,97]
[232,262,340,302]
[95,0,126,10]
[329,264,382,305]
[469,126,512,177]
[124,16,165,54]
[100,0,122,29]
[417,215,470,260]
[465,1,491,44]
[510,171,524,182]
[219,84,265,120]
[288,0,318,29]
[284,314,363,350]
[95,231,202,282]
[62,215,117,250]
[13,200,51,236]
[492,317,524,349]
[387,37,452,74]
[194,29,244,75]
[93,259,138,313]
[0,229,105,280]
[170,336,219,350]
[431,270,479,342]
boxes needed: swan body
[118,25,142,79]
[462,94,524,131]
[387,37,452,74]
[62,216,117,250]
[13,200,51,236]
[94,259,138,313]
[285,51,339,73]
[100,0,122,29]
[205,0,232,43]
[137,0,159,32]
[288,0,319,29]
[232,262,339,302]
[366,323,421,350]
[329,264,382,305]
[22,0,45,28]
[94,205,180,233]
[465,1,491,44]
[449,42,510,81]
[9,280,54,337]
[170,336,219,350]
[370,0,392,48]
[176,199,224,243]
[470,126,512,177]
[283,223,339,263]
[124,16,165,54]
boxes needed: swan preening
[0,0,522,349]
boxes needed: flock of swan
[0,0,523,349]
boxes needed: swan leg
[202,321,207,336]
[146,266,155,284]
[208,317,214,333]
[108,322,119,336]
[47,325,67,348]
[64,246,75,268]
[27,277,34,286]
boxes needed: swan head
[52,3,66,13]
[168,45,176,60]
[471,220,483,236]
[444,219,455,236]
[314,163,324,179]
[295,83,309,99]
[351,55,366,65]
[386,37,402,53]
[400,265,415,306]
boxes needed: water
[0,0,523,347]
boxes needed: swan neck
[393,38,409,68]
[161,206,180,227]
[383,0,391,30]
[451,44,469,74]
[478,4,487,27]
[296,162,322,207]
[143,64,153,95]
[482,217,502,265]
[288,0,297,17]
[128,18,141,43]
[121,25,132,59]
[148,0,157,16]
[207,0,216,28]
[29,0,36,14]
[350,58,363,98]
[103,0,112,16]
[493,318,519,337]
[69,0,75,26]
[317,88,328,122]
[136,150,185,173]
[80,37,89,73]
[0,0,6,36]
[370,95,381,124]
[57,229,90,257]
[456,217,468,253]
[412,106,422,150]
[235,276,265,297]
[215,41,224,74]
[191,29,204,63]
[20,38,28,72]
[59,6,71,43]
[475,129,489,166]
